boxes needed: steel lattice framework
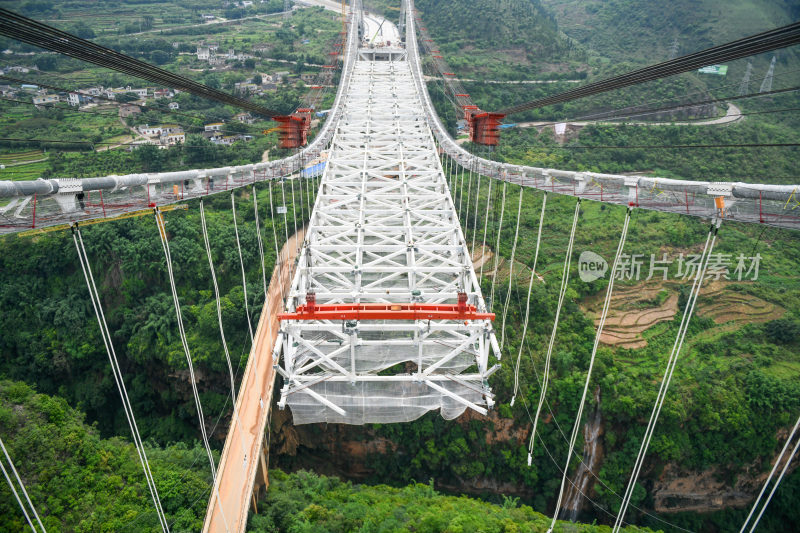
[276,55,500,425]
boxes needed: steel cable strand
[280,178,290,249]
[464,160,474,232]
[0,436,45,532]
[548,208,632,531]
[478,175,493,282]
[500,186,525,350]
[745,415,800,532]
[528,199,581,465]
[267,181,286,306]
[509,268,696,533]
[200,201,249,462]
[253,185,269,304]
[470,162,481,258]
[489,181,508,310]
[518,395,632,528]
[510,192,547,407]
[153,210,221,482]
[231,193,254,344]
[740,412,800,532]
[289,177,300,257]
[456,157,465,217]
[72,227,168,533]
[613,220,721,532]
[154,211,232,533]
[0,439,37,532]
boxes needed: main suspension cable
[0,8,281,118]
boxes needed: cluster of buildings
[0,72,182,112]
[196,42,253,66]
[202,117,255,145]
[130,116,256,149]
[135,123,186,147]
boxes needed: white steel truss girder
[278,56,498,425]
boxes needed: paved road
[515,103,743,130]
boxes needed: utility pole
[738,62,752,96]
[760,56,776,93]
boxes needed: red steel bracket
[278,293,495,322]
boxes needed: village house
[163,133,186,146]
[234,112,254,124]
[168,102,180,110]
[204,122,225,132]
[32,94,59,107]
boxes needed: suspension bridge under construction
[0,1,799,532]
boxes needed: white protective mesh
[287,380,484,425]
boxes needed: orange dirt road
[203,229,304,533]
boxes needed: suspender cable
[304,168,312,220]
[267,181,284,304]
[252,185,268,304]
[72,226,168,533]
[741,412,800,533]
[506,235,695,533]
[510,192,546,407]
[280,178,290,248]
[153,210,220,481]
[500,186,525,350]
[457,157,465,217]
[549,207,632,530]
[289,177,299,256]
[478,176,493,281]
[528,200,581,466]
[199,201,248,459]
[0,436,45,533]
[613,219,722,532]
[489,181,508,310]
[471,163,481,255]
[295,168,305,229]
[464,161,474,229]
[231,193,254,344]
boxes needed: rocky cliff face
[651,440,799,514]
[269,403,798,517]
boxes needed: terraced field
[582,280,784,349]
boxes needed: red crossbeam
[278,301,494,322]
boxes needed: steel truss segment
[279,54,497,425]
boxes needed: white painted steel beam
[278,49,498,425]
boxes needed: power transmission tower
[669,38,679,59]
[760,56,776,93]
[738,62,752,96]
[284,0,291,20]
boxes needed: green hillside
[540,0,800,64]
[250,469,654,532]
